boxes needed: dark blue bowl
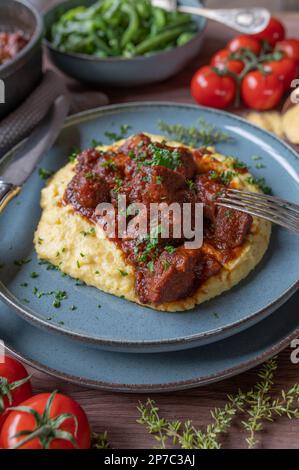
[44,0,207,87]
[0,0,43,120]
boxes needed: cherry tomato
[227,35,261,56]
[241,70,284,110]
[0,391,91,449]
[211,49,245,74]
[263,58,298,91]
[0,355,32,429]
[191,66,237,109]
[252,17,285,47]
[276,39,299,65]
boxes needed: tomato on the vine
[252,17,285,47]
[0,391,91,449]
[263,57,297,91]
[0,355,32,428]
[241,70,284,110]
[211,49,245,74]
[191,65,237,109]
[276,39,299,65]
[227,35,261,56]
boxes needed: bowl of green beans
[44,0,206,87]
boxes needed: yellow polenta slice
[34,134,271,312]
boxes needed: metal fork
[151,0,270,34]
[216,189,299,236]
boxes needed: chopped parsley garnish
[147,261,155,272]
[14,258,31,267]
[118,269,128,277]
[137,225,163,264]
[30,272,39,279]
[100,159,116,171]
[38,238,44,245]
[80,252,85,258]
[209,171,219,181]
[145,143,181,170]
[186,179,196,191]
[252,155,262,161]
[68,147,80,163]
[81,227,96,237]
[162,260,171,271]
[20,283,28,287]
[53,299,61,308]
[38,168,54,180]
[142,175,150,183]
[155,176,163,185]
[246,176,272,195]
[85,171,95,180]
[165,245,176,254]
[255,163,266,169]
[91,138,103,148]
[77,261,81,268]
[233,158,247,170]
[220,171,236,185]
[22,298,30,304]
[113,176,123,192]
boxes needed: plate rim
[1,101,299,351]
[2,303,299,393]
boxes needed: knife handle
[0,180,21,213]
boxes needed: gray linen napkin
[0,69,110,157]
[0,70,68,156]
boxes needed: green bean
[134,24,196,55]
[120,3,140,48]
[177,31,196,46]
[153,8,167,30]
[51,0,199,58]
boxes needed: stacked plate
[0,103,298,392]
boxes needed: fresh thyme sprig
[91,431,110,449]
[137,357,299,449]
[158,118,232,147]
[137,398,238,449]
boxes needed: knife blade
[0,94,70,212]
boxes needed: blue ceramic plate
[0,292,298,392]
[0,103,299,353]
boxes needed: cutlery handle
[0,180,20,213]
[177,6,270,34]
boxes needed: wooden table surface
[21,11,299,449]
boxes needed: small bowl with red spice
[0,0,43,119]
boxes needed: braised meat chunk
[136,247,204,304]
[195,174,253,250]
[64,173,110,218]
[127,165,191,206]
[213,207,253,250]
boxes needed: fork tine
[221,194,299,223]
[217,200,299,235]
[227,189,299,214]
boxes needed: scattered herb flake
[30,272,39,279]
[38,168,54,180]
[118,269,128,277]
[14,258,31,267]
